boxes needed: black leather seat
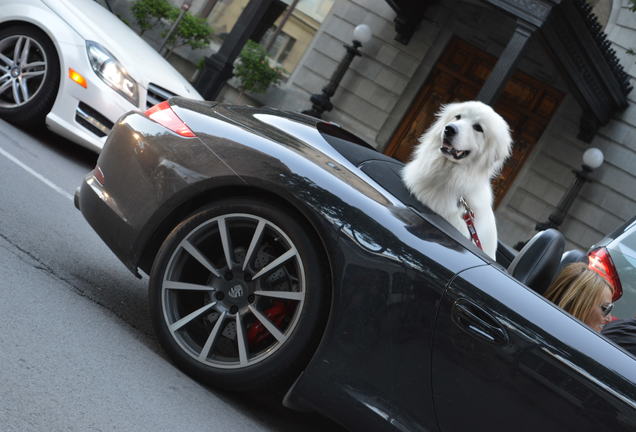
[557,249,588,274]
[508,229,565,295]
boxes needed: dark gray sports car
[76,98,636,431]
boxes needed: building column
[194,0,276,100]
[477,21,536,104]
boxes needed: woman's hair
[544,262,613,323]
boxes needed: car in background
[0,0,202,152]
[76,98,636,431]
[589,216,636,319]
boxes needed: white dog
[402,101,512,259]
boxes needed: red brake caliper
[247,301,288,346]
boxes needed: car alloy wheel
[149,198,327,391]
[0,25,60,126]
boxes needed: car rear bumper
[78,171,141,277]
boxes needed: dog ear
[436,102,459,119]
[485,114,513,175]
[489,136,513,176]
[418,105,451,149]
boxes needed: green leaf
[234,41,285,94]
[170,13,213,50]
[131,0,174,34]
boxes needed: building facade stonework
[279,0,636,251]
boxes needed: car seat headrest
[557,249,588,275]
[508,229,565,295]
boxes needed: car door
[432,264,636,431]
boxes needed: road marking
[0,146,74,201]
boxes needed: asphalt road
[0,119,344,432]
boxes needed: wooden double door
[384,38,564,207]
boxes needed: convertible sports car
[76,98,636,431]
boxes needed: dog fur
[402,101,512,259]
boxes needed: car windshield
[608,225,636,319]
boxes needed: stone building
[270,0,636,251]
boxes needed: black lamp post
[302,24,372,118]
[535,147,605,231]
[194,0,277,100]
[513,147,604,251]
[159,0,193,56]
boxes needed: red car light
[588,247,623,301]
[93,166,105,186]
[144,101,196,137]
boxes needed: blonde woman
[544,262,614,332]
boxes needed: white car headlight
[86,41,139,106]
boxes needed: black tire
[0,24,60,127]
[149,198,328,391]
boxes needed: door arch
[384,37,564,207]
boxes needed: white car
[0,0,203,152]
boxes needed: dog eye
[455,115,461,120]
[473,124,483,132]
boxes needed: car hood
[42,0,202,100]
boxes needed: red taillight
[588,247,623,301]
[93,166,105,186]
[144,101,196,137]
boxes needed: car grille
[75,102,114,138]
[146,83,177,109]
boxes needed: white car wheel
[0,25,60,126]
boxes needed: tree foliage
[131,0,213,51]
[165,12,213,50]
[234,41,284,94]
[131,0,173,35]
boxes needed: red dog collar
[460,197,483,250]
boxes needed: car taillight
[144,101,196,137]
[93,166,105,186]
[588,247,622,301]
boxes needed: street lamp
[159,0,193,56]
[535,147,604,231]
[302,24,372,118]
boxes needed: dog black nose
[444,124,458,138]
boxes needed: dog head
[420,101,512,177]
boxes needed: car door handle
[451,299,509,345]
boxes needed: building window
[203,0,334,75]
[263,29,296,65]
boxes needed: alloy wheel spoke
[21,69,45,79]
[164,281,215,291]
[12,80,21,104]
[17,37,30,65]
[198,311,226,361]
[235,313,249,366]
[182,240,221,277]
[254,290,303,301]
[13,37,24,64]
[250,248,297,281]
[0,78,11,96]
[18,77,29,101]
[169,301,217,332]
[0,52,13,68]
[22,60,45,70]
[249,305,285,342]
[218,216,234,270]
[242,219,265,271]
